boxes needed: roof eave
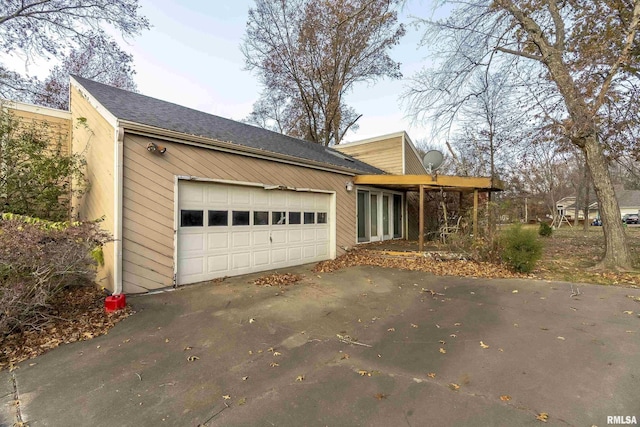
[119,120,376,176]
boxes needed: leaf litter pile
[253,273,303,288]
[0,287,131,371]
[314,250,524,279]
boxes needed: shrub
[538,222,553,237]
[0,214,110,336]
[500,224,542,273]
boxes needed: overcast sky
[9,0,438,145]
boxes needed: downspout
[114,125,124,294]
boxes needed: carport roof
[70,76,383,175]
[354,174,504,192]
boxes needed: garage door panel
[232,231,251,248]
[271,230,286,243]
[288,247,302,261]
[253,250,270,267]
[180,256,205,276]
[207,186,228,204]
[178,181,332,285]
[180,234,205,251]
[232,252,251,269]
[288,229,302,242]
[253,230,270,245]
[207,232,229,250]
[272,248,287,263]
[303,229,316,241]
[303,246,315,259]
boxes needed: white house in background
[556,187,640,220]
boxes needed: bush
[538,222,553,237]
[0,214,110,336]
[500,224,543,273]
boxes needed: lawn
[534,225,640,287]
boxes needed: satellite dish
[423,150,444,174]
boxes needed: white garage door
[177,180,333,285]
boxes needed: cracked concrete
[0,264,639,426]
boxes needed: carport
[354,174,504,251]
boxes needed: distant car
[625,214,639,225]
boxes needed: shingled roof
[71,76,382,175]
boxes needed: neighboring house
[555,196,599,221]
[557,188,640,221]
[6,77,499,294]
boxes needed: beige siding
[404,140,427,175]
[70,86,116,291]
[7,107,72,156]
[122,134,357,293]
[336,137,403,174]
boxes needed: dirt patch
[0,287,131,371]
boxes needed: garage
[177,180,335,285]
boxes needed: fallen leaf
[387,328,395,332]
[623,311,633,315]
[439,348,447,354]
[411,323,418,328]
[435,324,441,329]
[374,393,388,400]
[536,412,549,422]
[427,372,436,378]
[449,383,460,391]
[187,356,199,362]
[237,397,247,406]
[500,395,511,401]
[273,351,282,356]
[296,375,304,382]
[164,338,169,343]
[269,362,279,367]
[184,346,193,351]
[358,370,372,377]
[557,336,565,341]
[480,341,489,349]
[454,322,462,326]
[249,318,256,324]
[450,334,457,338]
[340,353,350,360]
[242,376,248,381]
[439,340,446,344]
[222,395,231,400]
[267,347,274,352]
[512,290,519,294]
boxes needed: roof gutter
[118,120,374,176]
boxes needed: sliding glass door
[357,189,403,243]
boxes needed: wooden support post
[473,189,479,239]
[419,185,424,252]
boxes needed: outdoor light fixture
[345,181,354,192]
[146,142,167,154]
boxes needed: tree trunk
[583,135,632,270]
[582,165,590,231]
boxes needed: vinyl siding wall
[7,106,71,156]
[70,86,116,290]
[122,134,356,293]
[336,137,403,174]
[403,140,427,174]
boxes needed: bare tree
[32,38,138,110]
[405,0,640,270]
[0,0,149,102]
[242,0,405,146]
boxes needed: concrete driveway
[2,265,639,426]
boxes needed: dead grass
[534,226,640,287]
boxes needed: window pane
[304,212,315,224]
[181,210,203,227]
[272,211,286,225]
[357,190,368,242]
[289,212,301,224]
[317,212,327,224]
[393,194,402,238]
[208,210,228,226]
[254,211,269,225]
[232,211,250,226]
